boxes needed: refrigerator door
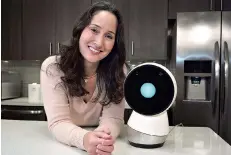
[175,12,221,133]
[220,11,231,145]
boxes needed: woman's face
[79,10,117,64]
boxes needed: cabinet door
[129,0,168,61]
[223,0,231,11]
[111,0,129,61]
[2,0,22,60]
[55,0,91,54]
[169,0,214,19]
[22,0,55,60]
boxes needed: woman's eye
[105,34,113,40]
[91,28,98,33]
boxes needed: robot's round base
[128,141,164,149]
[127,125,167,148]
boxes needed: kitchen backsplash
[1,60,41,97]
[1,59,176,97]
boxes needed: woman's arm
[95,64,128,139]
[40,56,89,150]
[96,99,125,139]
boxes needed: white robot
[124,63,177,148]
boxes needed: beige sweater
[40,56,125,150]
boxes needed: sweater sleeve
[40,56,89,150]
[97,99,125,139]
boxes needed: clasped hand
[83,127,114,155]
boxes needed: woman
[40,1,127,155]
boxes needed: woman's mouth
[88,46,102,54]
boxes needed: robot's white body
[127,111,169,147]
[124,63,177,148]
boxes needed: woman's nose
[94,35,104,49]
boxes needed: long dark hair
[51,1,126,105]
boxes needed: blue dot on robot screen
[140,83,156,98]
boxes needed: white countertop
[1,97,43,106]
[2,120,231,155]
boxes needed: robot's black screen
[124,64,175,115]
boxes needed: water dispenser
[184,60,212,101]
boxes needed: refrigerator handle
[213,41,220,115]
[222,41,229,116]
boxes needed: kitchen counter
[1,97,43,106]
[2,120,231,155]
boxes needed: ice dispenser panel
[184,60,212,73]
[184,60,212,101]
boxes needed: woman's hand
[95,127,115,155]
[94,126,111,135]
[96,142,114,155]
[83,131,114,155]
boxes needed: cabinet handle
[221,0,223,10]
[210,0,213,11]
[57,42,60,54]
[49,42,52,55]
[131,41,134,56]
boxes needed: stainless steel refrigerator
[174,11,231,145]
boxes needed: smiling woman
[79,11,117,63]
[40,1,127,155]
